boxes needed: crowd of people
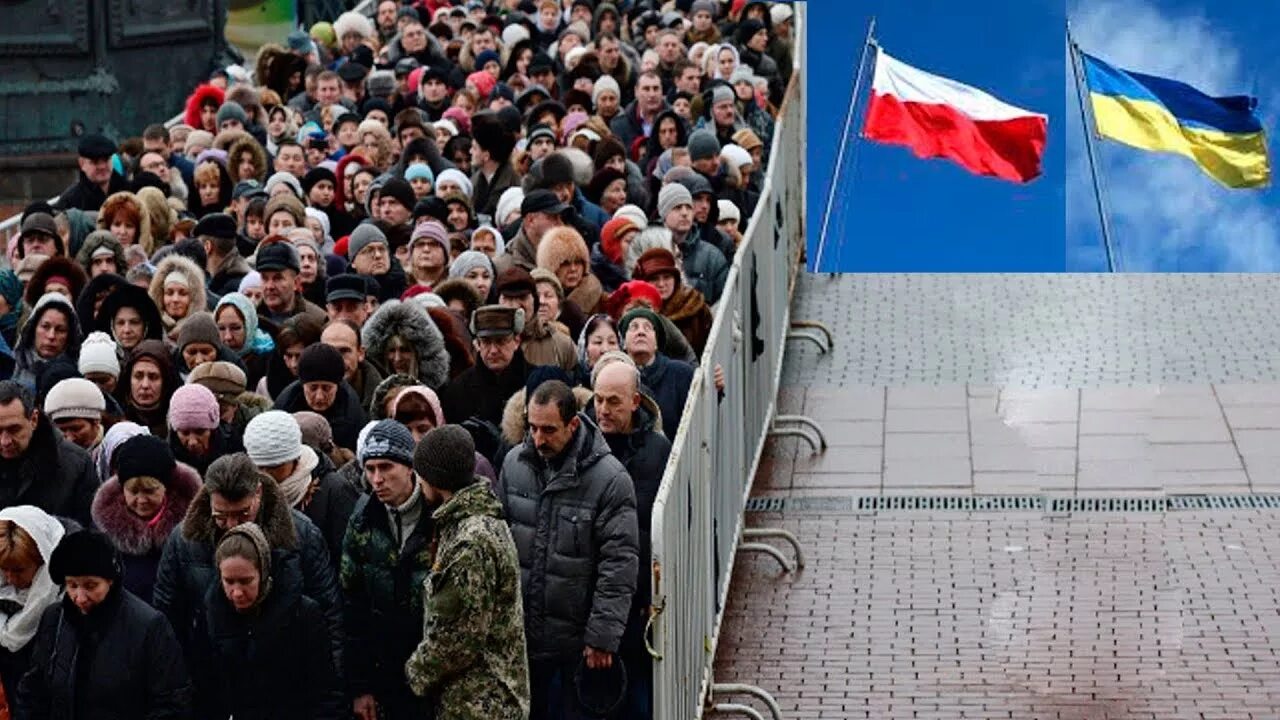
[0,0,794,717]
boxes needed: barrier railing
[648,5,816,719]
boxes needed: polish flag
[862,48,1047,183]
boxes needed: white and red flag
[861,47,1048,183]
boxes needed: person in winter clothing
[537,226,605,315]
[585,361,671,719]
[0,381,98,528]
[496,267,578,372]
[593,216,641,294]
[98,190,156,256]
[152,453,343,670]
[633,247,714,357]
[340,420,435,720]
[256,313,325,401]
[272,343,368,452]
[243,411,359,570]
[95,282,165,354]
[0,506,66,702]
[361,299,452,390]
[168,382,244,475]
[190,522,345,720]
[43,377,108,465]
[12,293,81,395]
[214,292,274,389]
[75,230,127,279]
[22,257,87,322]
[117,339,181,437]
[659,180,728,304]
[495,379,638,720]
[184,83,226,132]
[56,134,130,212]
[91,434,202,604]
[18,529,193,719]
[198,212,253,297]
[320,319,384,412]
[405,425,531,719]
[620,307,695,439]
[148,254,209,337]
[438,305,531,427]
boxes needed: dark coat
[640,353,695,439]
[589,245,628,294]
[0,415,98,528]
[207,251,252,298]
[55,171,129,212]
[471,160,522,219]
[339,493,434,718]
[496,415,639,660]
[676,229,730,305]
[437,349,530,428]
[273,379,367,452]
[300,449,361,569]
[151,476,343,672]
[17,587,193,719]
[90,462,203,605]
[167,422,244,476]
[609,100,669,157]
[191,583,344,720]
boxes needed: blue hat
[476,49,502,70]
[287,30,315,55]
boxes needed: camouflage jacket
[405,481,530,720]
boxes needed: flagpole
[1066,21,1118,272]
[814,16,876,274]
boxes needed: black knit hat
[414,424,477,491]
[380,177,416,211]
[116,434,176,484]
[361,419,416,468]
[539,153,576,188]
[302,167,338,195]
[298,343,346,384]
[50,530,122,584]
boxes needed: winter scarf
[279,445,322,510]
[0,506,65,652]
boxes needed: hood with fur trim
[227,134,269,183]
[179,468,298,548]
[535,226,591,275]
[147,255,208,331]
[501,384,595,446]
[184,84,225,131]
[24,257,87,308]
[75,232,126,276]
[91,461,202,556]
[97,191,155,256]
[360,300,451,390]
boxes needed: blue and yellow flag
[1081,53,1270,188]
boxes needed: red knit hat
[333,235,350,259]
[600,216,640,264]
[604,280,662,320]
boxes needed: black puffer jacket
[18,587,192,719]
[496,415,639,660]
[273,379,368,453]
[151,477,343,673]
[0,414,98,528]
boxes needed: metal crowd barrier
[648,5,821,719]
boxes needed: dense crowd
[0,0,795,717]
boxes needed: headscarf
[577,313,619,372]
[0,506,65,652]
[216,522,273,610]
[435,168,473,199]
[471,224,506,255]
[215,292,275,357]
[96,422,150,483]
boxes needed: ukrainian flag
[1081,53,1270,188]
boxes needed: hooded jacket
[0,506,65,701]
[74,231,127,277]
[148,255,209,336]
[18,584,193,719]
[227,134,270,184]
[91,461,202,604]
[361,300,451,390]
[273,380,368,453]
[183,83,225,131]
[404,481,530,719]
[496,414,638,659]
[23,257,87,312]
[152,473,343,671]
[12,293,81,395]
[92,280,164,346]
[676,226,729,305]
[97,191,156,256]
[520,315,578,373]
[117,340,180,437]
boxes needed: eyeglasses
[211,507,255,525]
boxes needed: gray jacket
[496,415,639,660]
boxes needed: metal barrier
[648,5,818,719]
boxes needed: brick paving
[710,274,1280,718]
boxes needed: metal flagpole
[1066,21,1118,272]
[814,16,876,274]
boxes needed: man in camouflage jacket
[406,425,530,720]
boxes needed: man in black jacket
[197,213,252,297]
[56,134,129,212]
[438,305,530,427]
[0,381,98,528]
[496,380,638,720]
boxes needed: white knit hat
[614,204,650,230]
[502,23,530,48]
[43,379,106,421]
[719,143,753,171]
[717,199,741,224]
[78,332,120,377]
[243,411,303,467]
[495,186,525,226]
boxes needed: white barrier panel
[650,5,806,718]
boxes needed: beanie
[49,530,121,584]
[78,332,120,377]
[43,378,106,422]
[447,250,493,281]
[265,171,303,199]
[405,163,435,184]
[720,143,752,170]
[710,85,735,106]
[409,220,450,257]
[243,410,304,467]
[619,306,667,348]
[348,223,388,260]
[293,411,336,454]
[215,101,248,127]
[176,312,220,351]
[298,344,346,385]
[168,384,221,432]
[687,129,721,162]
[657,183,693,220]
[115,434,176,484]
[380,177,416,211]
[413,424,477,491]
[600,217,639,264]
[592,75,621,104]
[360,419,416,468]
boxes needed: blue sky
[806,0,1066,272]
[1066,0,1280,271]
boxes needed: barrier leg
[710,704,769,720]
[770,415,828,452]
[786,329,828,354]
[765,426,821,454]
[788,320,834,352]
[712,683,785,720]
[741,529,807,570]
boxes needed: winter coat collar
[181,469,298,549]
[518,413,612,492]
[662,285,709,324]
[92,462,202,556]
[431,480,502,529]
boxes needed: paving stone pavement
[711,274,1280,718]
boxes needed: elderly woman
[148,255,208,337]
[91,435,201,604]
[215,292,274,388]
[537,226,604,314]
[0,506,65,702]
[632,247,714,357]
[531,268,586,343]
[361,300,451,390]
[18,530,192,718]
[12,293,81,394]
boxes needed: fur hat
[115,434,176,483]
[168,384,220,432]
[414,425,476,491]
[43,378,105,422]
[600,217,641,265]
[49,530,121,584]
[536,226,590,274]
[243,410,303,467]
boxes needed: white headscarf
[0,506,65,652]
[435,168,474,200]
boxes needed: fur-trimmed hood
[360,300,451,390]
[536,226,591,274]
[184,83,225,131]
[24,256,87,308]
[91,461,202,556]
[227,134,270,183]
[255,43,309,99]
[75,231,126,276]
[501,384,595,445]
[180,469,298,549]
[147,254,208,330]
[97,191,155,256]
